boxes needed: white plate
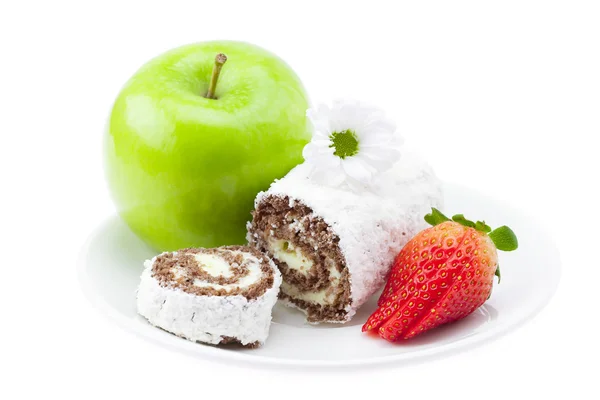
[78,183,560,368]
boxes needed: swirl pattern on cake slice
[136,246,281,347]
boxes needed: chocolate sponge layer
[151,245,274,299]
[248,195,351,322]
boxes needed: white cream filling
[170,267,187,280]
[327,259,342,280]
[267,240,343,306]
[193,253,234,277]
[281,281,335,304]
[191,251,264,291]
[267,238,313,274]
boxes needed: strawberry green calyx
[424,208,450,226]
[495,266,501,283]
[475,220,492,233]
[489,226,519,251]
[424,208,519,251]
[452,214,476,228]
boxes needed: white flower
[302,99,402,190]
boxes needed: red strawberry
[363,208,518,341]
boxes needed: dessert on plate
[247,100,443,323]
[247,153,442,323]
[136,245,281,347]
[135,99,445,346]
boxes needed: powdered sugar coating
[136,255,282,346]
[251,151,443,321]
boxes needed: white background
[1,0,598,398]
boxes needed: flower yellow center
[330,129,359,159]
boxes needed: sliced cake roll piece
[247,152,442,323]
[136,245,281,347]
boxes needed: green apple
[105,41,311,251]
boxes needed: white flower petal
[307,104,329,123]
[303,99,403,191]
[302,141,329,161]
[312,138,334,149]
[307,105,332,135]
[310,152,339,169]
[341,157,374,184]
[334,99,380,119]
[356,152,395,172]
[312,132,331,142]
[363,120,396,137]
[359,131,395,147]
[305,146,339,168]
[361,146,401,162]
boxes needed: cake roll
[247,152,442,323]
[136,245,281,347]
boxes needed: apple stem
[206,53,227,99]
